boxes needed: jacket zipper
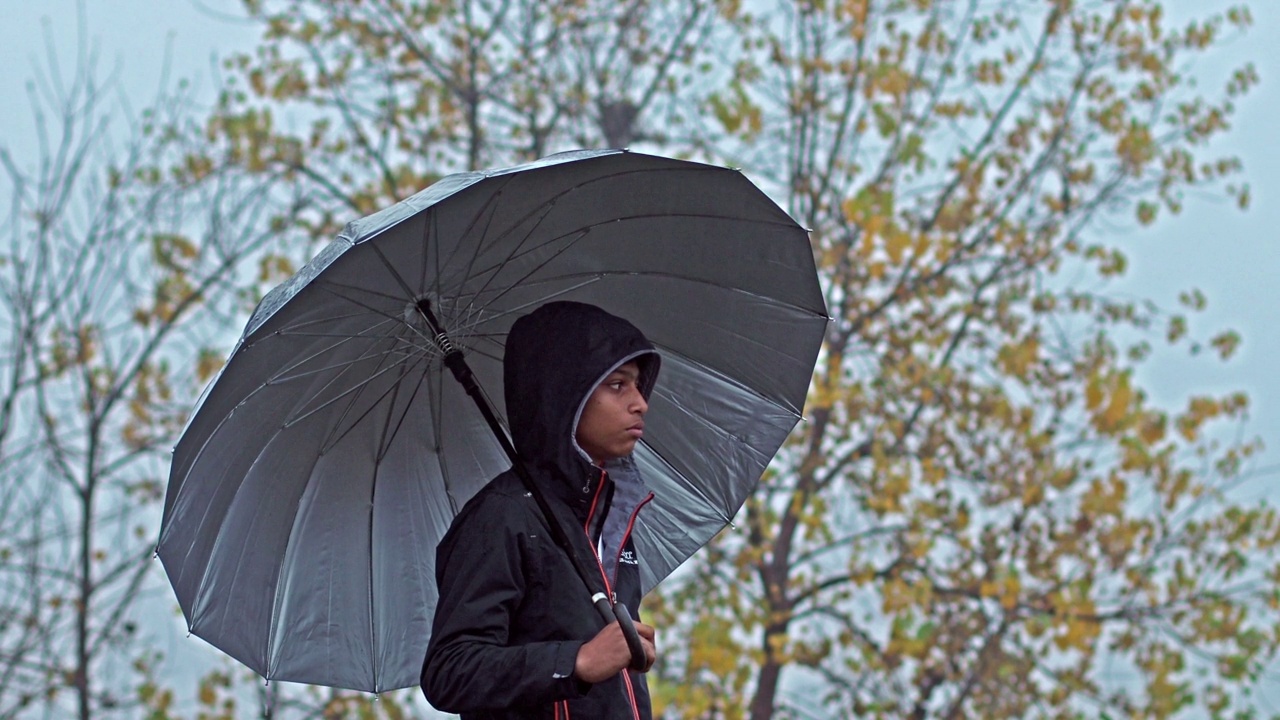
[580,469,650,720]
[611,492,655,590]
[613,491,653,720]
[583,468,609,577]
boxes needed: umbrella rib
[314,350,429,456]
[435,221,595,335]
[655,340,806,424]
[438,170,614,313]
[263,421,333,679]
[481,269,827,320]
[265,341,424,387]
[269,325,415,428]
[190,418,332,674]
[368,466,379,693]
[247,309,399,342]
[447,210,804,306]
[368,241,420,303]
[280,350,422,434]
[375,350,431,465]
[300,343,399,440]
[367,362,448,688]
[308,282,441,351]
[270,328,403,343]
[438,171,678,326]
[641,441,733,527]
[427,344,461,518]
[299,281,410,310]
[456,186,515,306]
[458,197,561,319]
[459,228,591,318]
[217,327,409,427]
[363,357,420,693]
[437,179,511,293]
[419,174,555,315]
[456,338,503,365]
[446,276,599,346]
[266,330,432,356]
[249,315,425,400]
[420,208,435,303]
[300,275,418,323]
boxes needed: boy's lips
[628,423,645,438]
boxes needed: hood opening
[570,350,661,467]
[502,301,662,490]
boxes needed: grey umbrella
[157,148,827,693]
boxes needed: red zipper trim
[583,468,614,599]
[583,468,608,535]
[611,491,655,589]
[616,493,653,720]
[622,668,642,720]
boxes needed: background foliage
[1,1,1276,718]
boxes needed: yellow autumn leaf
[1085,376,1104,410]
[197,349,225,383]
[884,229,911,264]
[998,337,1039,378]
[999,577,1022,610]
[1022,482,1044,506]
[1055,615,1101,651]
[860,213,886,239]
[1098,373,1133,431]
[1081,476,1127,516]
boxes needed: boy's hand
[574,621,656,683]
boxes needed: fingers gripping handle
[591,594,647,672]
[613,603,648,671]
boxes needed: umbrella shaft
[415,299,520,466]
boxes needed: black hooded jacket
[421,302,660,720]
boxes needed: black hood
[503,301,660,485]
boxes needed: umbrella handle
[612,602,648,672]
[592,594,646,671]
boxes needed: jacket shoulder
[444,471,540,535]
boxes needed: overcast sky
[1,0,1277,710]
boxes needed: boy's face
[576,361,648,466]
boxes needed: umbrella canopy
[157,149,827,693]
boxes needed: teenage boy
[422,301,660,720]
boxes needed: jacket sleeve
[421,495,588,713]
